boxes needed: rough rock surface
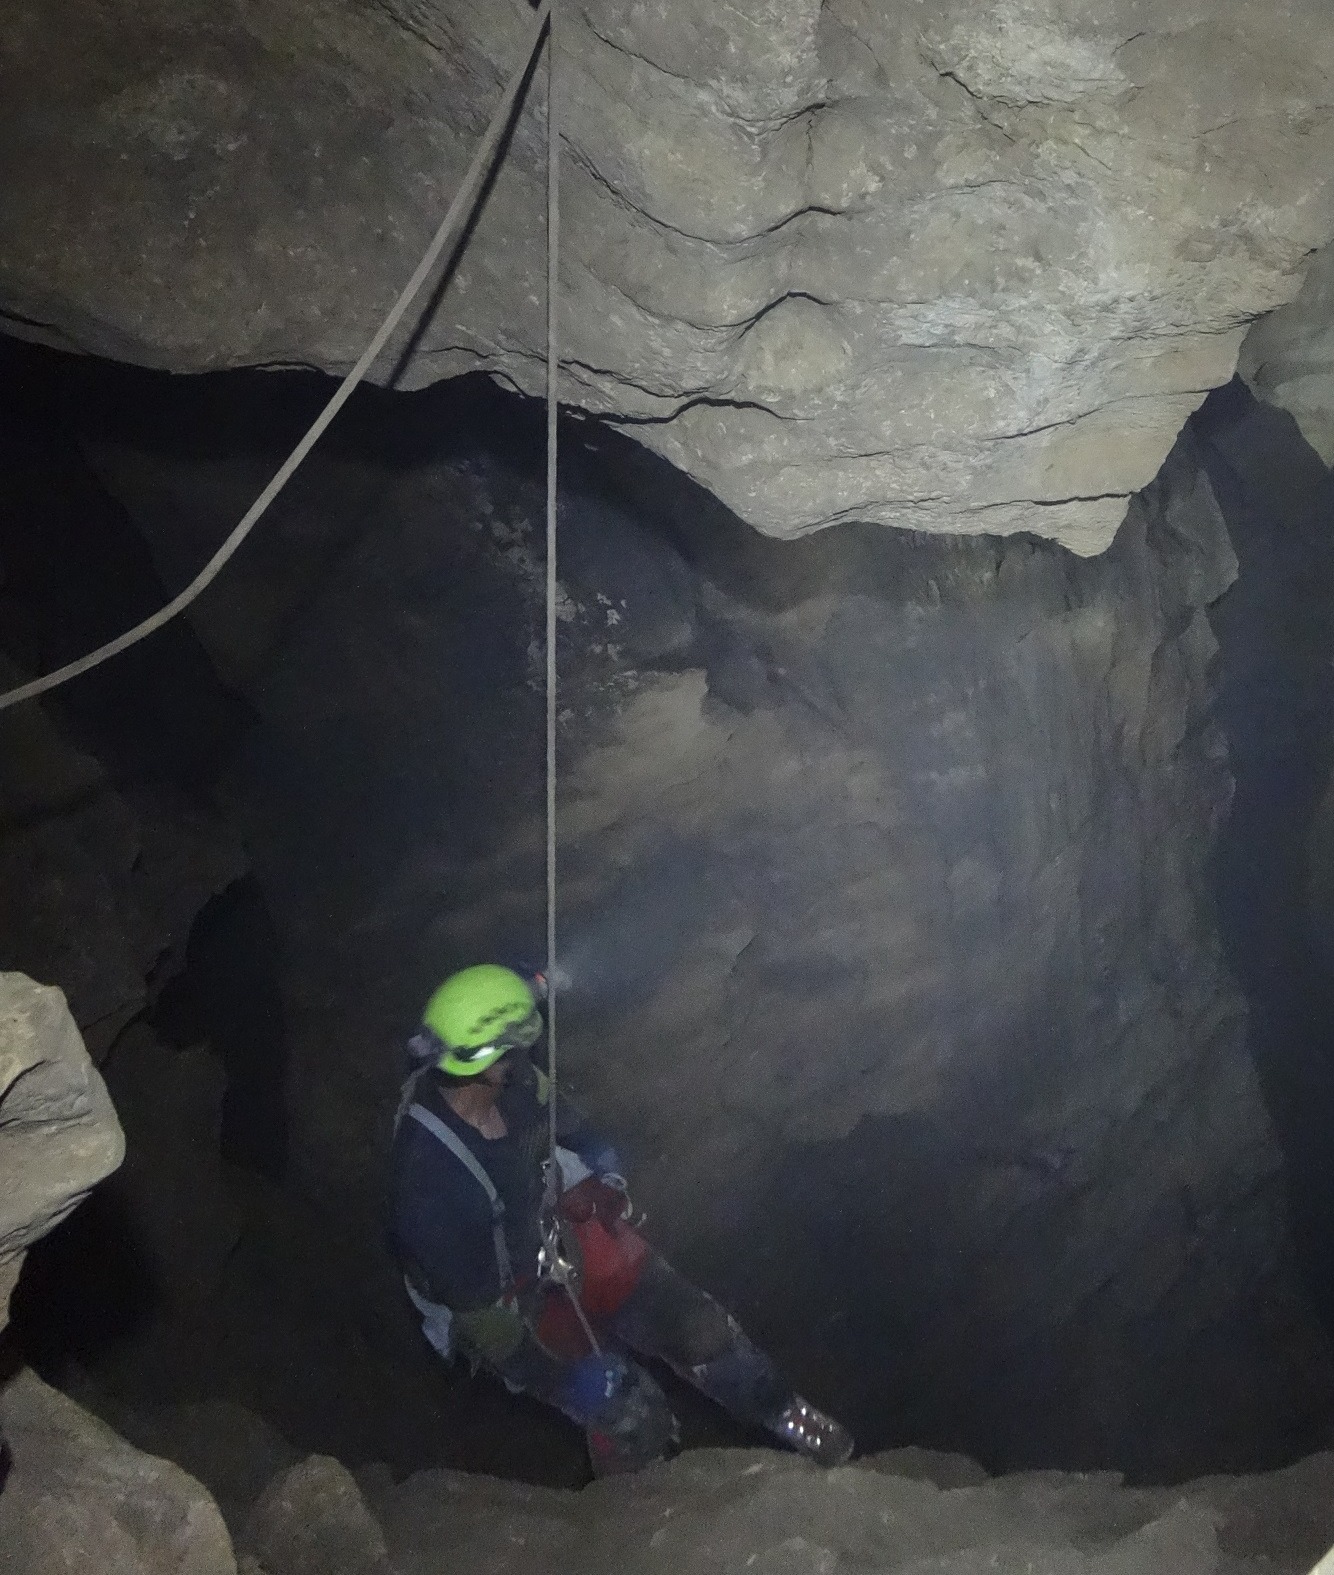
[4,0,1334,550]
[107,1401,301,1538]
[1240,244,1334,467]
[0,1371,236,1575]
[0,763,246,1060]
[356,1443,1334,1575]
[0,971,236,1575]
[33,358,1331,1477]
[0,973,124,1329]
[1192,385,1334,1336]
[0,402,250,1054]
[240,1457,390,1575]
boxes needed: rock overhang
[2,0,1334,553]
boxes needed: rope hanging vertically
[537,1,599,1359]
[0,0,551,715]
[544,0,562,1167]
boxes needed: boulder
[360,1445,1334,1575]
[3,0,1334,550]
[0,1368,236,1575]
[0,975,237,1573]
[240,1457,390,1575]
[108,1399,300,1538]
[0,973,124,1330]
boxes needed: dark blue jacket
[388,1053,618,1313]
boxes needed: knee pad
[589,1363,679,1475]
[653,1296,736,1369]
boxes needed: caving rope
[0,0,593,1353]
[534,0,603,1356]
[0,0,551,715]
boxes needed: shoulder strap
[394,1066,428,1133]
[406,1103,513,1289]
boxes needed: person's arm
[533,1065,626,1179]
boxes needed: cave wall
[4,0,1334,550]
[1241,244,1334,470]
[0,402,250,1066]
[1,344,1318,1478]
[1195,384,1334,1330]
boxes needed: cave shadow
[8,1184,162,1384]
[0,360,256,793]
[1196,379,1334,1326]
[152,875,290,1181]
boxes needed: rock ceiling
[3,0,1334,551]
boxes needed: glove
[559,1353,629,1426]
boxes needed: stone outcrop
[4,0,1334,551]
[1240,244,1334,468]
[0,757,247,1061]
[10,1383,1334,1575]
[0,404,250,1056]
[240,1457,390,1575]
[0,973,124,1330]
[360,1441,1334,1575]
[0,1371,236,1575]
[0,974,237,1575]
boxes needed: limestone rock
[359,1446,1334,1575]
[0,972,124,1329]
[1240,243,1334,467]
[0,410,251,1053]
[109,1401,300,1537]
[0,783,247,1058]
[0,659,248,1056]
[240,1457,390,1575]
[863,1447,990,1489]
[0,975,236,1573]
[4,0,1334,549]
[0,1368,236,1575]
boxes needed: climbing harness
[400,1079,606,1359]
[0,0,552,714]
[538,1213,603,1356]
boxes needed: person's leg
[582,1360,679,1476]
[608,1254,854,1464]
[453,1291,678,1478]
[608,1254,790,1426]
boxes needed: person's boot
[767,1395,854,1466]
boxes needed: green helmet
[421,964,542,1077]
